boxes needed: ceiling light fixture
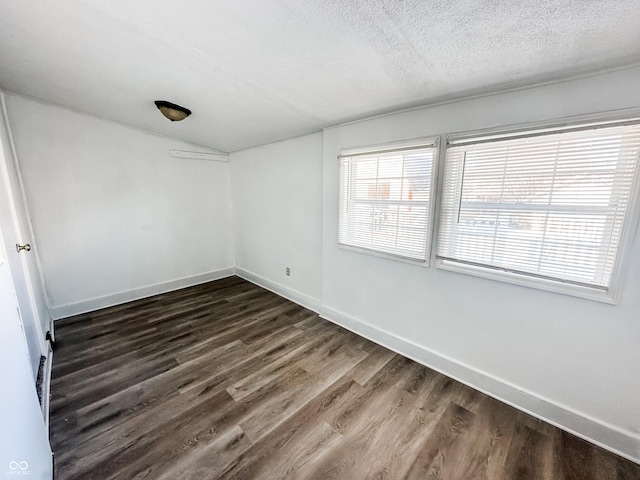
[154,100,191,122]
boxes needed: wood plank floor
[50,276,640,479]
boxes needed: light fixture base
[154,100,191,122]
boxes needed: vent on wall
[169,150,229,162]
[35,355,46,405]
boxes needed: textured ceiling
[1,0,639,152]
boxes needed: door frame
[0,91,51,372]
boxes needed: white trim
[0,92,49,354]
[42,344,52,428]
[338,139,437,265]
[443,107,640,146]
[48,316,55,342]
[435,259,618,304]
[339,136,437,158]
[235,267,321,313]
[50,268,235,320]
[319,304,640,465]
[338,243,428,266]
[608,148,640,303]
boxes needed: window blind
[437,122,640,290]
[339,145,435,261]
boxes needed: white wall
[322,66,640,462]
[5,93,235,318]
[230,133,323,310]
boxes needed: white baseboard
[320,304,640,465]
[50,268,236,320]
[235,267,321,313]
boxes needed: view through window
[437,121,640,295]
[339,144,436,261]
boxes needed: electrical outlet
[286,267,290,276]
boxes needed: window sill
[338,242,429,267]
[435,258,618,305]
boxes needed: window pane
[339,145,435,261]
[437,122,640,291]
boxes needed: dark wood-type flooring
[50,276,640,479]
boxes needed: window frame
[432,112,640,304]
[338,137,440,265]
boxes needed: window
[339,141,437,262]
[437,119,640,301]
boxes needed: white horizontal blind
[339,145,435,261]
[437,122,640,290]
